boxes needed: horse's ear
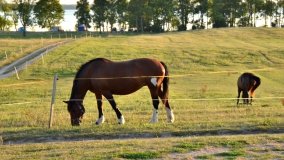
[63,100,69,104]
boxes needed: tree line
[0,0,283,36]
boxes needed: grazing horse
[64,58,174,126]
[237,72,261,105]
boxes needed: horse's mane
[70,58,109,100]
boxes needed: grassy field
[0,28,283,159]
[0,38,62,67]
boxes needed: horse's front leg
[95,93,105,125]
[103,92,125,124]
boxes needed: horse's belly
[110,82,145,95]
[91,79,147,95]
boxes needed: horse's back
[93,58,164,77]
[237,72,258,91]
[84,58,165,95]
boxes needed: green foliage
[215,149,245,159]
[173,142,205,152]
[33,0,64,29]
[74,0,91,29]
[119,151,160,159]
[91,0,108,33]
[15,0,34,37]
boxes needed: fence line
[0,81,46,87]
[1,96,283,106]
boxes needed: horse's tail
[250,75,261,96]
[160,61,169,103]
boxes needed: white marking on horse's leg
[96,115,105,125]
[118,115,125,124]
[166,107,174,123]
[151,77,157,86]
[150,109,158,123]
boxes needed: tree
[33,0,64,30]
[106,0,118,32]
[148,0,176,32]
[10,3,19,31]
[16,0,35,36]
[116,0,128,31]
[92,0,108,33]
[209,0,227,28]
[128,0,149,32]
[0,0,12,31]
[193,0,210,29]
[176,0,192,31]
[225,0,242,27]
[262,0,276,27]
[74,0,91,30]
[278,0,284,27]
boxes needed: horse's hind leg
[149,88,159,123]
[103,92,125,124]
[95,93,105,125]
[249,89,253,105]
[237,88,241,105]
[242,91,249,105]
[158,89,174,123]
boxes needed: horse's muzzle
[71,118,81,126]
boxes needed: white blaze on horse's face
[151,77,157,86]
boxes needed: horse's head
[64,100,85,126]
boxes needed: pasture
[0,28,284,159]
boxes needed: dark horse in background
[237,72,261,105]
[64,58,174,126]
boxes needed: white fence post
[14,66,20,80]
[49,73,58,128]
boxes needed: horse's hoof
[167,119,174,123]
[118,115,125,124]
[150,119,158,123]
[96,115,105,125]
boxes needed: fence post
[14,66,20,79]
[5,51,8,59]
[49,73,58,128]
[41,54,45,64]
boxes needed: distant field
[0,28,283,159]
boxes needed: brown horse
[237,72,261,105]
[64,58,174,126]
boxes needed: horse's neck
[70,81,88,101]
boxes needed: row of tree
[0,0,284,36]
[76,0,284,32]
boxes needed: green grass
[0,134,283,159]
[0,28,284,159]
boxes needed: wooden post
[5,51,8,59]
[14,66,20,80]
[49,74,58,128]
[41,54,44,64]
